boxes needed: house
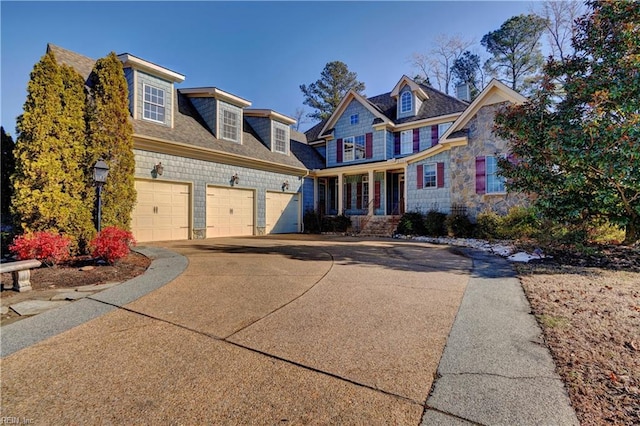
[305,75,529,233]
[47,44,526,242]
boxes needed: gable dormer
[180,87,251,144]
[117,53,185,128]
[244,109,296,155]
[390,75,429,119]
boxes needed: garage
[266,192,300,234]
[131,180,190,242]
[206,186,255,237]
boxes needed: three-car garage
[131,179,301,242]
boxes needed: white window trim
[423,163,437,188]
[272,122,289,154]
[400,130,413,155]
[400,91,412,114]
[142,83,166,124]
[219,104,240,143]
[343,136,355,162]
[486,155,506,194]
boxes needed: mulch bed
[1,251,151,296]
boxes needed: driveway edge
[0,246,187,358]
[422,249,579,425]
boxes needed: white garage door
[266,192,300,234]
[131,180,190,242]
[206,186,254,237]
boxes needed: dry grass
[516,263,640,425]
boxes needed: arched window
[400,91,412,113]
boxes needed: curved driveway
[1,235,471,424]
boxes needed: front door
[387,171,405,215]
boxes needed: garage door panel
[132,180,190,243]
[206,186,254,238]
[266,192,299,234]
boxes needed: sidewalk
[422,249,579,425]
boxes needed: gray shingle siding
[136,71,173,127]
[123,68,134,117]
[407,152,451,214]
[246,116,271,149]
[190,97,217,135]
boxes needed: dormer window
[143,84,165,123]
[400,91,412,114]
[220,103,240,143]
[273,125,288,154]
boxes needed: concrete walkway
[0,236,577,424]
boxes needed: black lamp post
[93,159,109,232]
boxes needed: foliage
[11,50,94,253]
[303,209,322,234]
[445,211,474,238]
[9,231,72,266]
[424,210,447,237]
[475,210,503,240]
[87,52,136,231]
[481,14,548,92]
[500,206,540,240]
[450,51,483,100]
[300,61,365,121]
[1,127,16,220]
[89,226,136,264]
[494,0,640,245]
[396,212,426,236]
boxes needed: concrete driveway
[1,235,471,424]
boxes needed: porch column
[403,166,408,214]
[368,169,374,216]
[313,177,318,210]
[337,174,344,214]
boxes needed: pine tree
[1,127,16,220]
[87,52,136,230]
[11,50,94,251]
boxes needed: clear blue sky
[2,1,537,134]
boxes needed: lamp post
[93,159,109,232]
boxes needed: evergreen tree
[451,51,484,100]
[300,61,365,121]
[11,50,93,250]
[481,14,549,92]
[494,0,640,244]
[87,52,136,230]
[1,127,16,221]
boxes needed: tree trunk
[623,218,640,246]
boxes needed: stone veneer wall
[449,102,529,218]
[134,149,304,238]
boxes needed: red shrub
[90,227,136,264]
[9,231,72,266]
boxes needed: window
[273,125,287,154]
[400,130,413,154]
[486,156,506,193]
[438,122,453,135]
[143,84,165,123]
[350,114,359,125]
[343,135,365,162]
[221,107,239,142]
[400,91,412,113]
[423,164,437,188]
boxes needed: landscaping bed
[1,251,150,294]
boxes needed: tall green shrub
[11,50,93,251]
[87,52,136,230]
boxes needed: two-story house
[47,44,526,242]
[305,75,528,233]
